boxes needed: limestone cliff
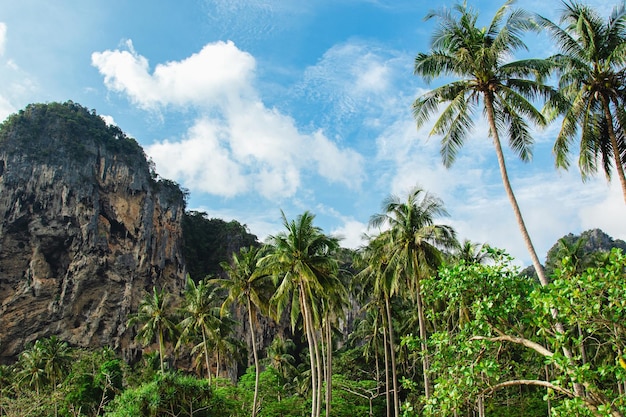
[0,102,186,360]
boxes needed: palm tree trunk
[247,299,260,417]
[383,319,391,417]
[313,325,323,417]
[301,291,318,417]
[384,294,400,417]
[201,327,211,383]
[325,318,333,417]
[483,94,585,396]
[415,282,432,399]
[604,97,626,205]
[158,326,165,373]
[382,320,391,417]
[483,93,548,286]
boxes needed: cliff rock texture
[0,102,186,360]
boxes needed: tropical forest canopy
[2,1,626,417]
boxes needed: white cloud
[108,40,366,199]
[100,114,116,126]
[0,95,15,122]
[580,180,626,240]
[0,23,6,57]
[92,40,256,110]
[147,119,248,197]
[331,218,368,249]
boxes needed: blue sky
[1,0,623,267]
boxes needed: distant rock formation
[0,102,186,360]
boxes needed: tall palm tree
[369,187,457,400]
[538,1,626,204]
[211,246,272,417]
[261,211,340,417]
[177,276,221,382]
[355,232,400,417]
[413,0,556,286]
[40,336,72,417]
[320,270,349,417]
[127,287,177,373]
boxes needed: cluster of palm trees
[127,187,475,417]
[128,211,349,417]
[413,0,626,286]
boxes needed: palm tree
[15,340,46,395]
[320,270,349,417]
[538,1,626,204]
[40,336,72,417]
[177,276,222,382]
[264,336,297,383]
[454,239,494,264]
[127,287,178,373]
[211,245,272,417]
[355,233,400,417]
[261,211,340,417]
[369,187,457,401]
[413,1,556,286]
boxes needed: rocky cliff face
[0,102,186,360]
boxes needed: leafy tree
[64,349,124,416]
[413,1,556,286]
[538,1,626,203]
[182,211,259,280]
[104,372,221,417]
[411,249,626,417]
[261,211,341,417]
[127,287,178,374]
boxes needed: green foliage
[63,349,125,416]
[407,249,626,417]
[104,372,221,417]
[182,211,259,280]
[0,101,146,166]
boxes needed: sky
[1,0,624,268]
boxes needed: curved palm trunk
[325,318,333,417]
[384,293,400,417]
[247,299,260,417]
[382,324,391,417]
[415,282,431,399]
[312,319,323,417]
[301,291,319,417]
[604,97,626,205]
[201,327,212,383]
[485,93,586,397]
[483,93,548,286]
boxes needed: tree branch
[469,334,554,359]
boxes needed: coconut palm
[211,245,272,417]
[127,287,177,373]
[261,211,340,417]
[454,239,494,264]
[355,233,400,417]
[369,187,457,401]
[177,276,222,382]
[15,340,46,395]
[538,1,626,204]
[413,0,556,286]
[320,270,349,417]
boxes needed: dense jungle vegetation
[2,1,626,416]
